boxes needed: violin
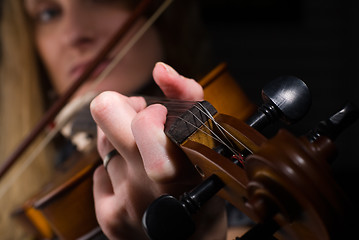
[13,62,358,240]
[3,0,359,239]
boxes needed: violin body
[32,149,101,240]
[12,148,101,240]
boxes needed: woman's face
[25,0,163,97]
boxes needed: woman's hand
[90,62,227,239]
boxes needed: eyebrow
[24,0,38,6]
[24,0,50,8]
[24,0,51,14]
[25,0,44,4]
[24,0,38,10]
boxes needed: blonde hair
[0,0,55,239]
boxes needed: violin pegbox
[143,72,315,240]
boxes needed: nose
[60,6,96,52]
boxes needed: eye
[89,0,135,9]
[36,6,61,23]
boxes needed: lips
[69,58,112,82]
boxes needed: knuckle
[90,91,127,120]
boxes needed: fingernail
[158,62,179,76]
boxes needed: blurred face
[25,0,163,98]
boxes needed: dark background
[200,0,359,207]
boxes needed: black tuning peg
[306,101,359,142]
[143,175,224,240]
[236,218,279,240]
[246,76,311,130]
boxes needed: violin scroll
[244,103,359,239]
[143,75,312,240]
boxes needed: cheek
[95,27,164,95]
[95,67,152,95]
[36,29,57,70]
[36,35,66,93]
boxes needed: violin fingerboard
[165,101,217,145]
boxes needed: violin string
[162,100,248,157]
[193,102,252,154]
[144,96,197,109]
[0,0,173,198]
[167,114,231,150]
[166,115,237,154]
[194,103,253,154]
[149,99,250,155]
[194,102,238,154]
[185,106,239,155]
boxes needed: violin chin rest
[142,195,195,240]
